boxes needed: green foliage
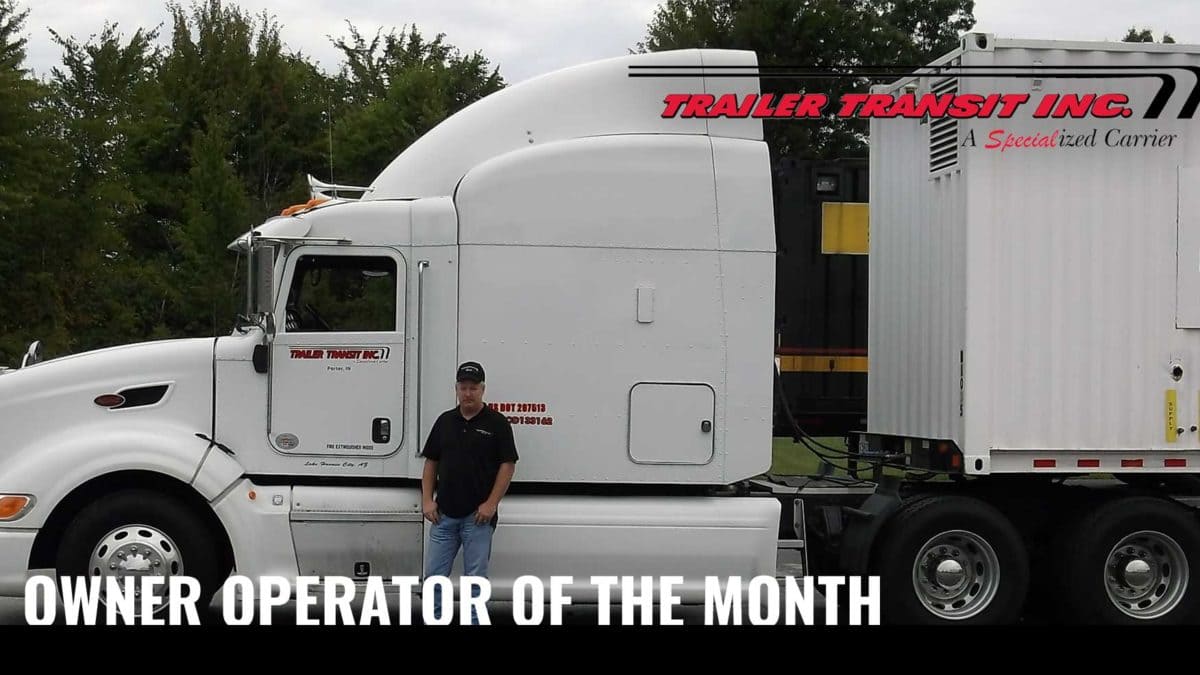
[0,0,73,365]
[329,23,505,185]
[1122,26,1175,43]
[0,0,504,366]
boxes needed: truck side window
[284,254,398,332]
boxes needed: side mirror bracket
[253,343,269,374]
[253,312,275,374]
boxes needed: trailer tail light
[0,495,33,521]
[1165,458,1187,468]
[1077,459,1100,468]
[1122,459,1144,468]
[1033,459,1056,468]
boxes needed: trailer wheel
[874,495,1028,624]
[54,489,223,622]
[1059,496,1200,624]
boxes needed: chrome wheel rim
[1104,530,1189,620]
[88,524,184,615]
[911,529,1001,620]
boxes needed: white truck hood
[0,337,216,462]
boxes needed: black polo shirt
[421,404,519,521]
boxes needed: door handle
[701,420,712,433]
[373,417,391,444]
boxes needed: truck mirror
[255,245,276,317]
[20,340,42,369]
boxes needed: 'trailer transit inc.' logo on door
[289,347,391,362]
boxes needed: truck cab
[0,47,784,620]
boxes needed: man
[420,361,518,625]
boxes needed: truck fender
[837,478,905,575]
[0,425,215,530]
[191,436,247,502]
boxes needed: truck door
[268,246,408,457]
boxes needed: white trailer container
[867,34,1200,474]
[841,33,1200,626]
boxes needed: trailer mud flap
[837,477,903,575]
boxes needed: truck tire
[873,495,1029,625]
[54,489,223,623]
[1058,496,1200,625]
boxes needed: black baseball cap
[456,361,485,382]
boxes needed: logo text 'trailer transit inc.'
[659,92,1138,119]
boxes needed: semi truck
[1,33,1199,626]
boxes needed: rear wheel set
[873,492,1200,625]
[1055,496,1200,625]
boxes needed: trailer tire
[873,495,1028,625]
[1058,496,1200,625]
[54,489,223,623]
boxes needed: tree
[1,0,509,360]
[1122,26,1175,43]
[639,0,976,160]
[328,23,506,186]
[0,0,73,366]
[48,23,169,352]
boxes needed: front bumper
[0,529,37,597]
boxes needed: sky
[15,0,1199,84]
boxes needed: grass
[770,435,848,476]
[770,436,918,480]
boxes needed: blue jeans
[425,513,494,624]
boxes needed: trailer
[1,34,1199,626]
[845,32,1200,624]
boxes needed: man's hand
[423,498,440,524]
[475,500,497,525]
[421,459,439,524]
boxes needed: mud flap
[837,476,904,574]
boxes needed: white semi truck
[1,34,1198,626]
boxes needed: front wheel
[54,489,224,623]
[873,495,1029,624]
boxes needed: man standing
[421,361,518,624]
